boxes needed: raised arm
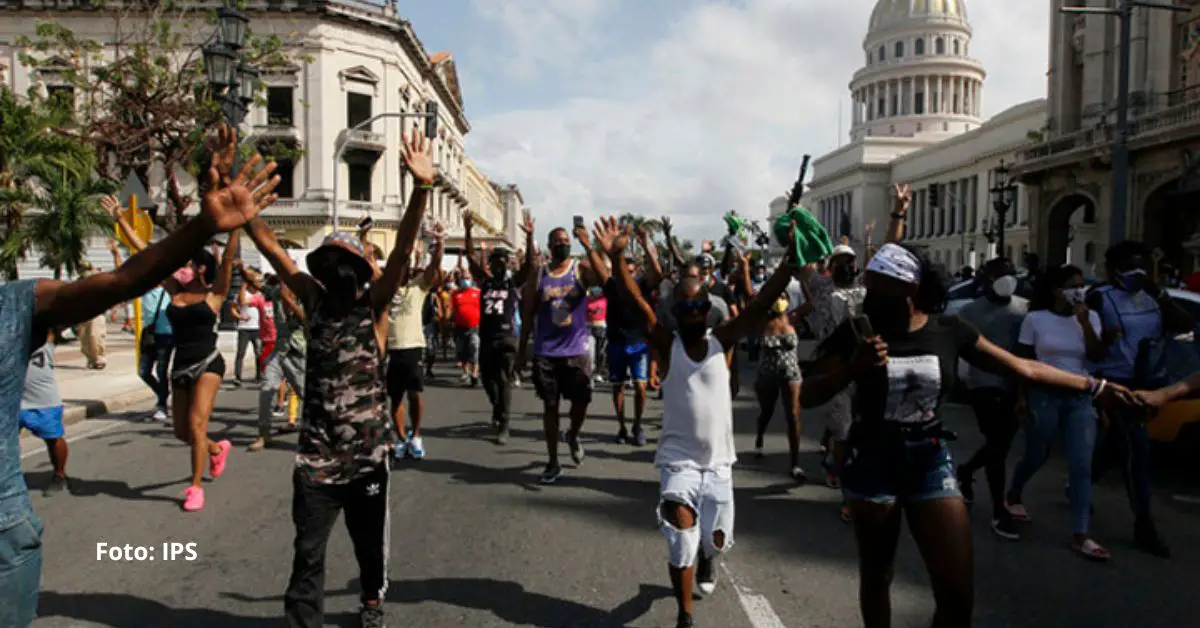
[661,216,686,268]
[593,217,665,353]
[372,128,435,312]
[209,230,241,311]
[463,212,488,280]
[714,244,796,351]
[884,183,910,244]
[576,225,611,286]
[34,126,279,330]
[635,226,664,288]
[513,211,536,286]
[102,195,150,254]
[423,222,446,287]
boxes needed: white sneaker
[513,377,521,389]
[408,436,426,460]
[153,407,168,422]
[459,373,471,385]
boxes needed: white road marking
[721,561,790,628]
[20,418,127,460]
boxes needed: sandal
[1006,503,1032,523]
[1071,538,1111,562]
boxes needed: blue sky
[398,0,1049,242]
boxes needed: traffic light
[425,101,438,139]
[928,182,940,208]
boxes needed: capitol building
[0,0,524,277]
[784,0,1200,276]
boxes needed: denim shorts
[841,425,961,506]
[0,511,44,628]
[608,341,650,383]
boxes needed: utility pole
[1059,0,1188,246]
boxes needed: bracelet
[1092,378,1107,399]
[418,182,435,190]
[890,212,907,220]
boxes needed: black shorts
[479,342,516,384]
[386,348,424,398]
[532,354,593,405]
[170,353,226,386]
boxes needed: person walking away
[246,127,433,628]
[517,218,603,484]
[248,272,307,451]
[955,258,1028,540]
[802,242,1143,628]
[451,273,482,386]
[387,221,445,461]
[1086,241,1193,558]
[0,121,275,627]
[465,210,535,444]
[587,286,607,383]
[138,279,175,422]
[232,275,264,386]
[21,329,70,496]
[1005,264,1111,559]
[594,215,796,628]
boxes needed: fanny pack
[171,349,220,384]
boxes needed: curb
[63,387,159,427]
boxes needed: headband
[866,243,922,285]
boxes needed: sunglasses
[673,299,712,315]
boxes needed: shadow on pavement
[38,591,359,628]
[23,470,187,504]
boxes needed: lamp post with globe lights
[201,4,258,171]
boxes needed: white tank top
[655,333,737,469]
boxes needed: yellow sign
[114,194,154,249]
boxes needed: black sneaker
[956,465,974,506]
[1135,521,1171,558]
[695,554,717,596]
[43,476,70,497]
[539,463,562,484]
[632,426,647,447]
[359,603,386,628]
[567,434,586,465]
[991,513,1020,540]
[615,427,629,445]
[676,611,695,628]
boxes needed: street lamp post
[330,102,439,231]
[201,4,256,169]
[1059,1,1188,246]
[989,159,1018,259]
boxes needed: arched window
[879,45,886,62]
[935,37,945,54]
[1083,204,1096,223]
[915,39,925,55]
[953,39,960,55]
[895,41,904,58]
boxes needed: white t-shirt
[1017,310,1101,376]
[786,278,806,312]
[238,291,261,331]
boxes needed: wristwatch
[890,212,907,220]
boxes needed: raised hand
[100,195,121,218]
[430,220,447,242]
[461,210,473,230]
[202,153,281,233]
[592,216,629,256]
[660,216,673,235]
[212,124,238,184]
[401,127,436,184]
[519,210,534,236]
[893,183,912,215]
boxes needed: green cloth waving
[773,206,833,265]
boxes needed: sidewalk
[37,322,240,429]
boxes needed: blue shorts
[19,406,65,440]
[608,341,649,383]
[841,426,961,506]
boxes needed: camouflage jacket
[295,289,394,484]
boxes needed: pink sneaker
[182,486,205,511]
[209,439,232,478]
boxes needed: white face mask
[991,275,1018,298]
[1062,287,1087,305]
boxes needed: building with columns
[1014,0,1200,273]
[795,0,1062,272]
[0,0,522,276]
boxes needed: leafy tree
[0,85,94,279]
[17,1,308,227]
[23,160,117,279]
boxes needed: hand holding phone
[358,216,374,232]
[573,215,585,229]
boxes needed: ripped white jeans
[657,464,735,568]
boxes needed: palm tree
[617,213,664,236]
[24,162,116,279]
[0,86,93,278]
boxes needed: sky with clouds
[403,0,1050,242]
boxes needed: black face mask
[678,319,708,344]
[862,292,911,337]
[832,265,858,285]
[550,243,572,262]
[489,262,507,277]
[320,264,362,300]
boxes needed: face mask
[321,264,362,300]
[677,319,708,344]
[862,292,911,337]
[1118,269,1146,293]
[459,279,472,289]
[990,275,1018,299]
[832,265,859,285]
[753,273,765,282]
[1062,287,1087,305]
[490,262,507,277]
[550,243,572,262]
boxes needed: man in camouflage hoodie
[245,128,435,628]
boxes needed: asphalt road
[20,363,1200,628]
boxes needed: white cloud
[465,0,1049,244]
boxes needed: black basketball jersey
[479,275,519,344]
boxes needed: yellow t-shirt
[388,276,430,350]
